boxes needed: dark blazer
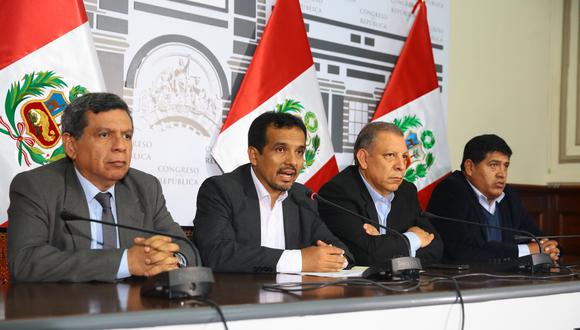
[318,165,443,266]
[192,164,353,273]
[7,158,195,282]
[426,170,541,263]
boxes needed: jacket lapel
[386,192,402,231]
[498,199,513,243]
[240,165,263,247]
[115,178,144,248]
[364,198,380,226]
[460,173,489,239]
[283,191,300,249]
[353,168,380,227]
[62,162,92,248]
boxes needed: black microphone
[421,211,552,271]
[305,189,423,280]
[61,210,214,298]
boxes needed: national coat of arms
[273,99,320,173]
[393,115,436,183]
[1,71,88,166]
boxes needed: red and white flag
[372,0,451,209]
[212,0,338,192]
[0,0,105,224]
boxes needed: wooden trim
[512,183,580,256]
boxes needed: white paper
[281,266,368,278]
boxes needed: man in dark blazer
[8,93,194,282]
[193,112,353,273]
[427,134,559,263]
[319,122,442,266]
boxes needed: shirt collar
[359,170,395,204]
[74,168,116,203]
[250,166,288,203]
[465,176,505,207]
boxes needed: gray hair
[353,122,403,166]
[62,92,131,139]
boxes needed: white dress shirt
[250,168,302,272]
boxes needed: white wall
[448,0,579,184]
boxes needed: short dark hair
[354,122,403,166]
[62,92,132,138]
[461,134,512,171]
[248,111,307,153]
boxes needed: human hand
[363,223,380,236]
[542,239,560,262]
[127,244,149,276]
[134,235,180,253]
[129,236,180,277]
[531,239,560,262]
[301,240,346,272]
[407,226,435,248]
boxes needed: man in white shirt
[193,112,353,273]
[427,134,559,263]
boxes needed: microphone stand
[61,210,214,299]
[309,191,422,280]
[514,234,580,241]
[421,211,552,273]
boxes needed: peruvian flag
[372,0,451,209]
[0,0,105,224]
[211,0,338,192]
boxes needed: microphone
[61,210,214,299]
[421,211,552,272]
[306,189,423,280]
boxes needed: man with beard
[193,112,353,273]
[427,134,560,263]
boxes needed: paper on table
[281,266,368,278]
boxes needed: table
[1,264,580,330]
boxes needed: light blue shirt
[75,169,130,279]
[359,171,421,257]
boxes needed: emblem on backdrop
[137,55,222,136]
[274,99,320,173]
[393,115,436,183]
[1,71,88,166]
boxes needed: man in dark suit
[8,93,194,282]
[427,134,559,263]
[318,122,442,266]
[193,112,353,273]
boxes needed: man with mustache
[318,122,442,266]
[8,93,195,282]
[193,112,353,273]
[427,134,559,263]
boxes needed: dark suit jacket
[192,164,353,273]
[426,170,541,263]
[318,165,443,266]
[7,158,194,282]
